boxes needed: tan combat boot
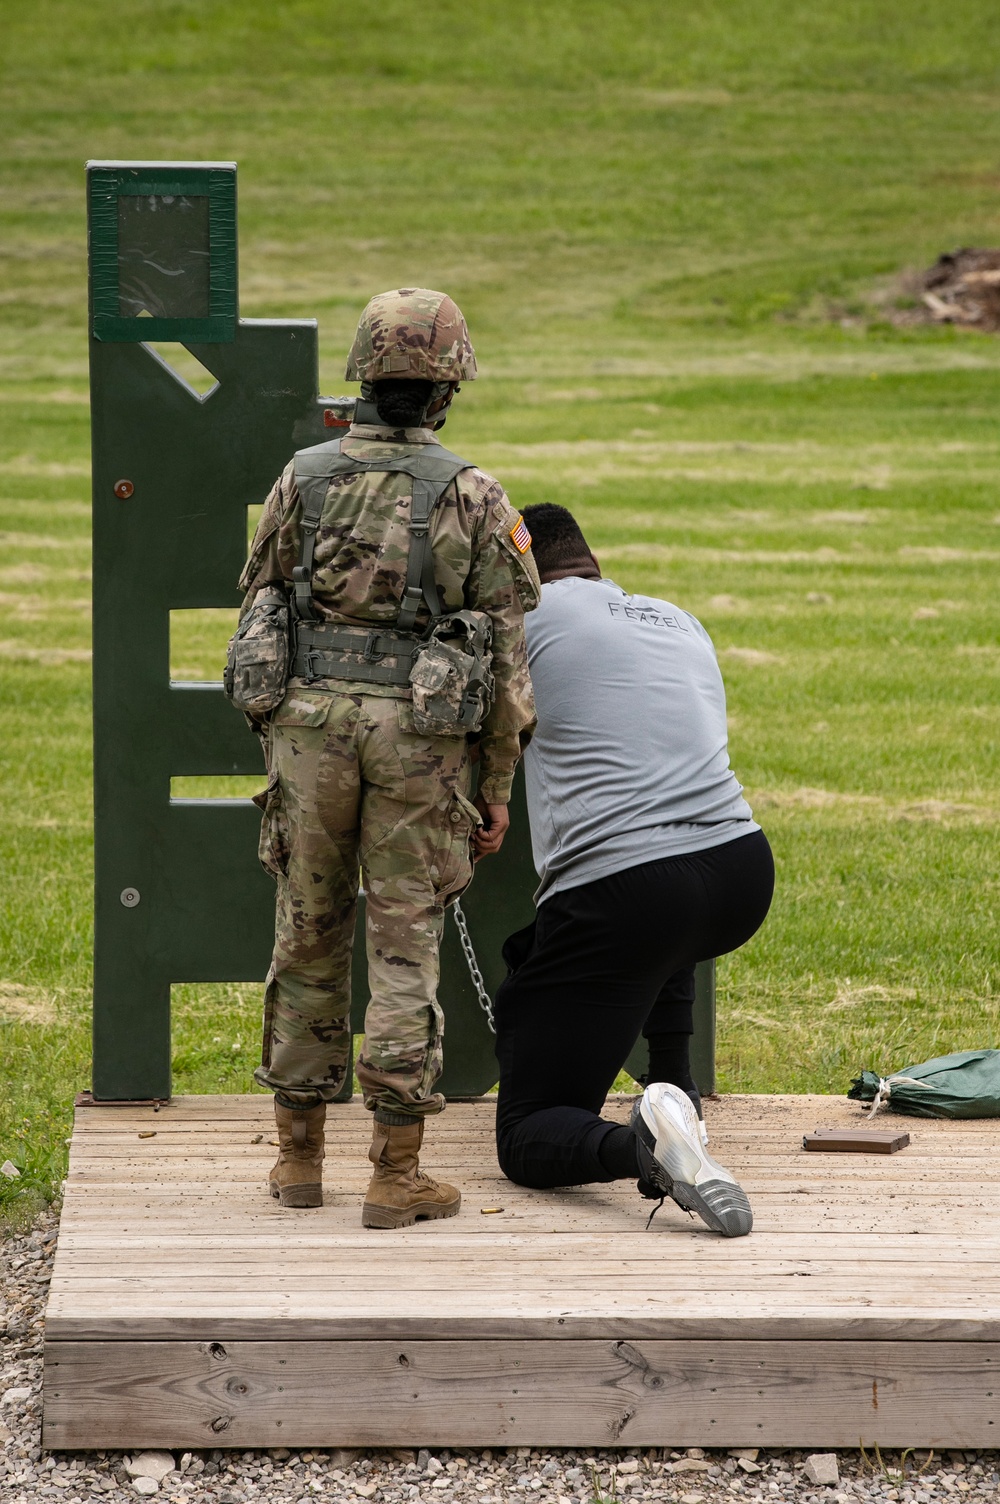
[269,1101,326,1208]
[362,1117,461,1229]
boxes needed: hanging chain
[452,899,495,1034]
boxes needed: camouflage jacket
[239,422,540,803]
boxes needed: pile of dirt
[918,247,1000,330]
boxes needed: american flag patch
[509,517,532,554]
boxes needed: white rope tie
[865,1074,938,1119]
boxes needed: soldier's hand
[472,796,509,860]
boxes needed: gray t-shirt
[523,576,758,903]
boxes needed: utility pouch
[224,588,291,716]
[409,610,494,737]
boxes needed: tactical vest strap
[290,441,340,624]
[290,437,471,630]
[398,476,443,632]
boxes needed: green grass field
[1,0,999,1218]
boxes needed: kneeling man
[492,505,774,1236]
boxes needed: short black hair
[521,504,592,574]
[371,378,434,428]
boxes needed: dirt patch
[0,532,84,551]
[726,1009,782,1028]
[0,564,50,585]
[752,786,881,813]
[899,546,1000,563]
[0,983,57,1025]
[829,983,918,1013]
[918,248,1000,330]
[0,640,91,663]
[750,786,1000,825]
[899,798,992,823]
[718,646,783,666]
[807,510,879,525]
[705,593,748,612]
[870,248,1000,332]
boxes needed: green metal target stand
[86,158,714,1105]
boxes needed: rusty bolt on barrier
[114,479,135,499]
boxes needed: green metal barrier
[87,158,715,1103]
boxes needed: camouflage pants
[253,687,479,1115]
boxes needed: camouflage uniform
[241,302,539,1119]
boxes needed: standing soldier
[236,289,539,1228]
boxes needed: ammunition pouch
[409,610,494,736]
[224,588,290,716]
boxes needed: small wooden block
[802,1128,910,1154]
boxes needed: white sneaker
[630,1082,753,1237]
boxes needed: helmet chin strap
[425,382,459,430]
[430,388,460,430]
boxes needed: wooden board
[43,1094,1000,1448]
[42,1339,1000,1450]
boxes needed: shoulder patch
[509,516,532,554]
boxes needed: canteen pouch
[224,588,291,716]
[409,609,494,736]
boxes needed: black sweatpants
[493,829,774,1189]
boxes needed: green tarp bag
[848,1049,1000,1119]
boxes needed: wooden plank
[56,1205,999,1228]
[69,1128,998,1145]
[43,1309,1000,1343]
[48,1250,998,1289]
[43,1289,1000,1313]
[42,1338,1000,1450]
[48,1228,1000,1248]
[63,1182,984,1204]
[55,1280,992,1301]
[70,1092,989,1115]
[60,1104,978,1128]
[45,1320,1000,1344]
[52,1296,999,1318]
[67,1145,1000,1164]
[50,1238,1000,1265]
[65,1150,1000,1175]
[59,1166,1000,1192]
[65,1132,780,1150]
[56,1195,1000,1219]
[68,1108,982,1127]
[68,1161,1000,1180]
[62,1107,989,1132]
[59,1201,999,1221]
[48,1249,1000,1275]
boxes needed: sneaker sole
[668,1177,753,1238]
[634,1089,753,1238]
[362,1198,461,1229]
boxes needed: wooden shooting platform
[43,1094,1000,1451]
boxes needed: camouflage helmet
[345,288,477,383]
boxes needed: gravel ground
[3,1212,999,1504]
